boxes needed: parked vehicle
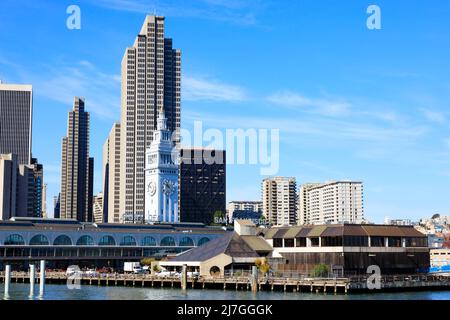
[85,268,98,277]
[124,262,142,274]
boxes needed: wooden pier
[2,272,450,293]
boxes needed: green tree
[310,264,329,278]
[141,258,155,266]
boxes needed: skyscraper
[17,157,44,218]
[144,108,179,223]
[179,148,226,225]
[298,181,364,225]
[60,97,93,222]
[262,177,297,226]
[93,192,104,224]
[0,83,33,165]
[0,153,18,220]
[102,123,121,223]
[120,15,181,223]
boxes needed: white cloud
[419,108,446,124]
[183,76,247,102]
[266,91,351,117]
[92,0,266,26]
[25,61,120,120]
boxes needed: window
[53,235,72,246]
[4,234,25,245]
[296,237,307,247]
[343,236,368,247]
[273,238,283,248]
[284,238,295,247]
[371,236,385,247]
[160,236,176,246]
[98,235,116,246]
[120,236,137,246]
[179,237,194,247]
[141,236,157,246]
[388,237,402,247]
[29,235,49,246]
[405,237,427,247]
[76,235,95,246]
[323,236,343,247]
[197,237,210,246]
[310,237,320,247]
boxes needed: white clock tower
[144,107,179,223]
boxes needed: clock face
[162,179,175,195]
[148,181,156,196]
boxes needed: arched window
[98,235,116,246]
[179,236,194,247]
[141,236,157,246]
[209,266,220,276]
[76,235,95,246]
[53,235,72,246]
[4,234,25,245]
[29,234,49,246]
[198,237,210,246]
[120,236,136,246]
[160,236,176,247]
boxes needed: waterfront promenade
[2,271,450,293]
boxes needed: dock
[1,272,450,293]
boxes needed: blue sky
[1,0,450,222]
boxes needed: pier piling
[181,264,187,290]
[4,265,11,298]
[39,260,45,296]
[29,264,35,297]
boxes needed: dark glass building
[179,148,226,225]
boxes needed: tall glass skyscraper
[119,15,181,223]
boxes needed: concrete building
[227,201,263,223]
[298,181,364,225]
[0,154,18,220]
[144,108,178,223]
[60,97,93,222]
[384,217,413,226]
[179,148,226,225]
[0,217,225,270]
[93,193,104,224]
[0,154,44,220]
[42,183,47,218]
[0,83,33,165]
[119,15,181,223]
[102,123,121,223]
[262,177,297,226]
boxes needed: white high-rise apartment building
[119,15,181,223]
[262,177,297,226]
[227,201,263,222]
[298,181,364,225]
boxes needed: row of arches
[3,234,211,247]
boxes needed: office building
[93,193,104,224]
[102,123,121,223]
[298,181,364,225]
[42,183,47,218]
[227,201,263,222]
[144,108,178,223]
[0,154,18,220]
[60,97,93,222]
[17,157,44,218]
[53,194,60,219]
[119,15,181,223]
[0,83,33,165]
[262,177,297,226]
[179,148,226,225]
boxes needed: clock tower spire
[144,107,179,223]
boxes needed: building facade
[262,177,297,226]
[60,97,93,222]
[0,217,225,270]
[0,83,33,165]
[179,148,226,225]
[93,193,104,224]
[0,154,18,220]
[102,123,121,223]
[227,201,263,222]
[144,108,178,223]
[298,181,364,225]
[119,15,181,223]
